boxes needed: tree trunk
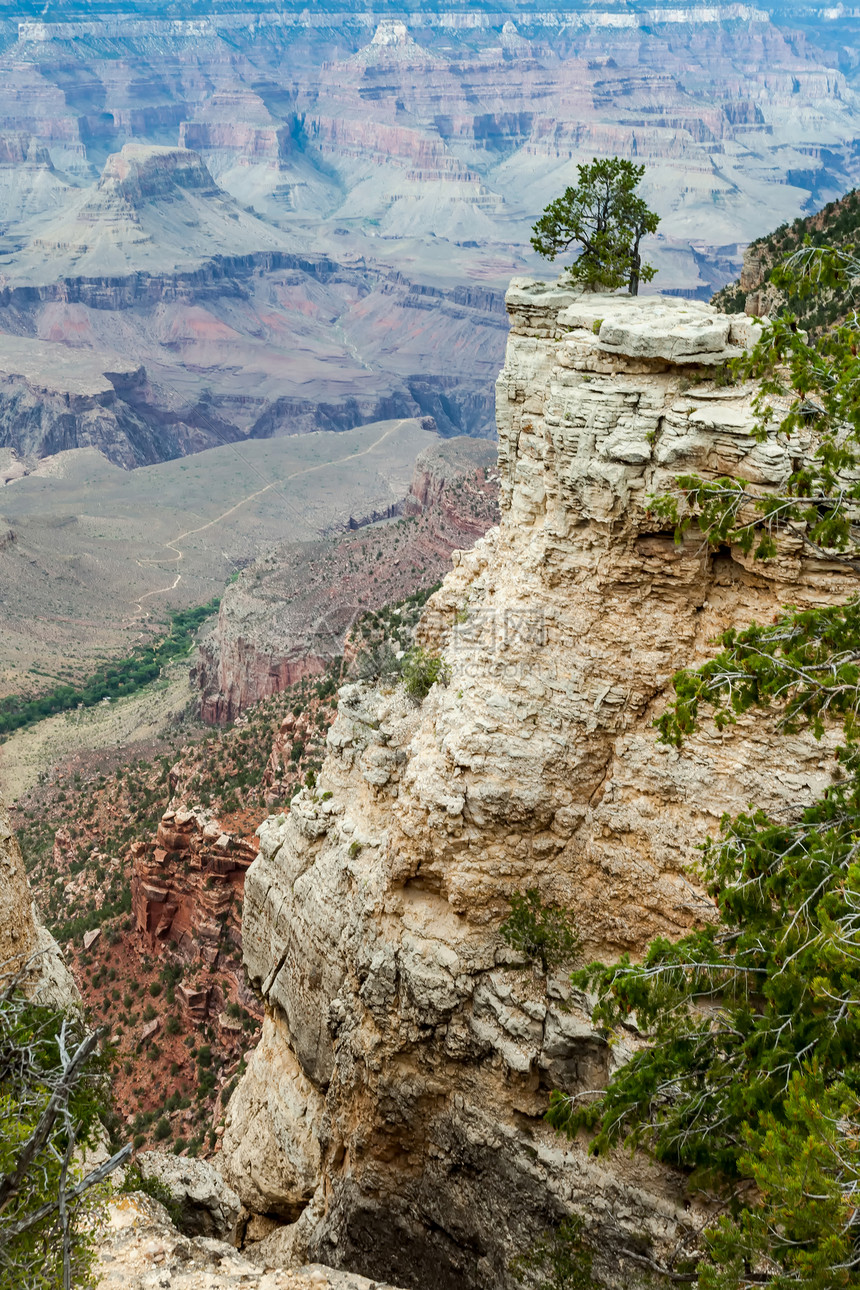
[628,229,643,295]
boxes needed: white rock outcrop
[96,1193,404,1290]
[135,1151,242,1240]
[221,284,853,1287]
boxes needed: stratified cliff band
[218,284,853,1287]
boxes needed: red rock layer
[131,805,257,969]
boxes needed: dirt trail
[134,420,410,615]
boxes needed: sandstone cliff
[0,790,77,1005]
[219,284,853,1287]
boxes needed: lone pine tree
[531,157,659,296]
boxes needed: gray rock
[136,1151,241,1240]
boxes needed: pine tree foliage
[531,158,659,296]
[500,889,581,973]
[649,246,860,568]
[547,239,860,1287]
[713,191,860,331]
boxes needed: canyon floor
[0,417,434,696]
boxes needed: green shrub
[500,889,580,973]
[401,647,451,702]
[153,1118,171,1142]
[509,1217,597,1290]
[120,1162,182,1228]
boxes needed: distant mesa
[0,134,53,169]
[8,142,294,282]
[97,144,220,205]
[352,19,443,66]
[371,19,409,47]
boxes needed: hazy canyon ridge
[1,5,860,1289]
[0,0,857,475]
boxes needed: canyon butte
[0,0,857,473]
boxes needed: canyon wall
[219,283,855,1287]
[0,791,77,1006]
[194,437,499,724]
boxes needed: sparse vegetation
[400,647,451,702]
[0,600,220,739]
[0,979,129,1289]
[500,890,580,974]
[532,158,659,295]
[509,1217,598,1290]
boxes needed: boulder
[135,1151,241,1240]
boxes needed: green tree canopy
[531,157,659,296]
[0,966,130,1289]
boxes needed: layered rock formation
[0,4,856,366]
[195,437,499,724]
[219,284,854,1287]
[0,140,506,462]
[2,5,854,474]
[131,806,257,965]
[0,790,77,1005]
[0,335,227,467]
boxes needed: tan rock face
[220,284,852,1288]
[96,1193,404,1290]
[0,791,77,1006]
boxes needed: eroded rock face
[131,806,257,963]
[95,1192,404,1290]
[220,285,853,1288]
[0,790,77,1006]
[195,437,499,724]
[135,1151,242,1240]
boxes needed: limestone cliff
[0,791,77,1006]
[220,284,853,1287]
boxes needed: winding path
[133,419,411,615]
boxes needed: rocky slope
[0,789,76,1005]
[0,334,237,467]
[713,185,859,328]
[195,437,499,723]
[218,284,855,1287]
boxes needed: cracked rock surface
[96,1193,402,1290]
[220,284,853,1289]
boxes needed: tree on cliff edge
[531,157,659,295]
